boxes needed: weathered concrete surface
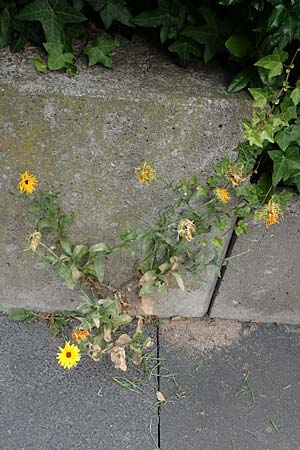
[0,313,158,450]
[211,194,300,324]
[159,319,300,450]
[0,38,250,314]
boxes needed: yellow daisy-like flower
[18,171,38,194]
[57,341,81,370]
[71,329,90,342]
[136,162,155,184]
[215,187,231,203]
[177,219,196,242]
[28,230,41,252]
[257,200,282,228]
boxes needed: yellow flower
[28,230,41,252]
[257,200,282,228]
[136,162,155,184]
[71,329,90,342]
[57,341,81,369]
[18,171,38,194]
[177,219,196,242]
[215,187,231,203]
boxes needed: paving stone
[0,314,158,450]
[159,319,300,450]
[210,194,300,324]
[0,38,250,316]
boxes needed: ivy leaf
[132,0,186,44]
[168,37,201,66]
[291,87,300,106]
[227,67,253,93]
[268,148,293,186]
[269,147,300,187]
[225,34,252,58]
[87,0,133,28]
[248,87,273,109]
[181,6,220,62]
[0,7,11,48]
[43,41,74,70]
[84,32,118,68]
[29,56,47,73]
[16,0,86,43]
[254,48,288,79]
[275,124,300,151]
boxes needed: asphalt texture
[0,314,158,450]
[159,319,300,450]
[2,315,300,450]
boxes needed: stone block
[0,38,250,315]
[211,194,300,324]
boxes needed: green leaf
[0,7,11,48]
[248,87,273,109]
[37,217,57,230]
[181,7,220,62]
[291,88,300,106]
[227,68,253,93]
[168,37,201,66]
[254,48,288,79]
[212,236,223,249]
[59,236,72,256]
[8,308,35,322]
[234,220,248,236]
[139,281,156,296]
[43,41,73,70]
[87,0,133,29]
[89,242,110,253]
[269,147,300,186]
[268,149,291,186]
[93,255,105,282]
[17,0,86,43]
[132,0,186,44]
[29,56,47,73]
[84,32,118,68]
[225,34,251,58]
[72,244,89,261]
[275,124,300,151]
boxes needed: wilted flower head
[18,171,38,194]
[71,329,90,342]
[257,199,282,227]
[28,230,41,252]
[177,219,196,242]
[228,164,246,187]
[215,187,231,203]
[136,162,156,184]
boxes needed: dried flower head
[136,162,155,184]
[215,187,231,203]
[57,341,81,369]
[257,199,282,227]
[71,329,90,342]
[177,219,196,242]
[18,171,38,194]
[228,165,246,187]
[28,230,41,252]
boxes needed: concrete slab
[0,38,250,315]
[0,314,158,450]
[159,319,300,450]
[210,194,300,324]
